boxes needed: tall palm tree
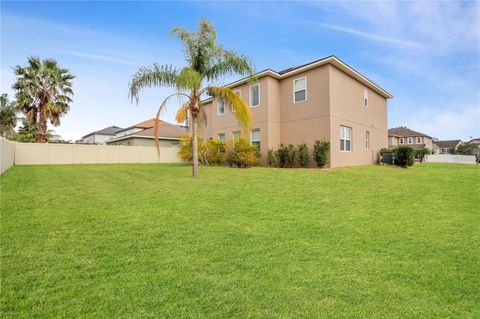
[0,94,18,139]
[13,57,74,143]
[129,19,255,177]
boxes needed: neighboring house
[468,138,480,147]
[434,139,463,154]
[107,120,188,147]
[82,126,124,144]
[114,118,163,138]
[201,55,392,168]
[388,127,436,152]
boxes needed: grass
[1,163,479,318]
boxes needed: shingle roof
[388,127,432,139]
[108,121,188,142]
[82,126,124,138]
[434,140,462,149]
[115,118,164,134]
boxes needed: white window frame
[250,129,260,150]
[230,90,241,112]
[340,126,352,152]
[365,131,370,149]
[232,131,240,142]
[217,133,225,142]
[217,99,225,115]
[293,77,307,103]
[416,137,422,144]
[364,89,368,107]
[249,84,260,108]
[399,138,404,144]
[408,137,413,144]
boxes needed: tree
[456,142,478,155]
[13,57,74,143]
[129,19,254,177]
[415,147,431,163]
[0,94,17,139]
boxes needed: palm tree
[0,94,18,139]
[129,19,254,177]
[13,57,74,143]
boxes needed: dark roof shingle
[388,127,432,139]
[434,140,462,149]
[82,126,124,138]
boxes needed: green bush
[415,147,431,162]
[226,138,259,168]
[267,148,276,167]
[297,143,309,167]
[178,135,226,165]
[395,146,415,167]
[313,140,330,167]
[275,144,296,168]
[379,147,395,155]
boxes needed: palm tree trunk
[191,115,199,177]
[38,117,48,143]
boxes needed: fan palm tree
[0,94,18,139]
[129,19,255,177]
[13,57,74,143]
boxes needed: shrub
[379,147,395,155]
[415,147,431,162]
[226,138,259,168]
[313,139,330,167]
[267,148,276,167]
[178,135,226,165]
[275,144,296,168]
[395,146,414,167]
[297,143,309,167]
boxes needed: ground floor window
[340,126,352,152]
[251,129,260,150]
[217,133,225,142]
[233,131,240,142]
[365,131,370,149]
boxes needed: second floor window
[416,137,422,144]
[251,129,260,150]
[217,100,225,115]
[230,90,241,112]
[217,133,225,142]
[408,137,413,144]
[293,77,306,103]
[250,84,259,107]
[399,138,404,144]
[340,126,352,152]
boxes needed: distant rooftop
[82,125,124,138]
[434,140,462,149]
[388,127,432,139]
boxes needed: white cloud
[59,50,141,66]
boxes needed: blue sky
[1,1,479,141]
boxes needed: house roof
[201,55,393,104]
[434,140,462,149]
[115,118,163,134]
[107,120,188,143]
[82,125,124,138]
[388,127,432,139]
[468,138,480,144]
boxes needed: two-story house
[201,56,392,168]
[388,127,436,152]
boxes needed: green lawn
[1,163,479,318]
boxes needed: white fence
[0,138,181,175]
[425,154,476,165]
[0,138,15,174]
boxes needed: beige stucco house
[201,55,392,168]
[107,119,188,147]
[388,127,436,152]
[434,139,463,154]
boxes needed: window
[217,100,225,115]
[293,77,306,103]
[249,84,259,107]
[408,137,413,144]
[364,89,368,107]
[232,131,241,142]
[399,138,404,144]
[416,137,422,144]
[217,133,225,142]
[230,90,241,112]
[365,131,370,149]
[340,126,352,152]
[251,129,260,150]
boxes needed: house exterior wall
[83,134,115,144]
[107,137,179,148]
[203,62,390,168]
[388,135,434,149]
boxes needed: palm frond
[205,50,254,82]
[175,102,190,123]
[207,86,251,132]
[128,64,179,104]
[176,67,202,92]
